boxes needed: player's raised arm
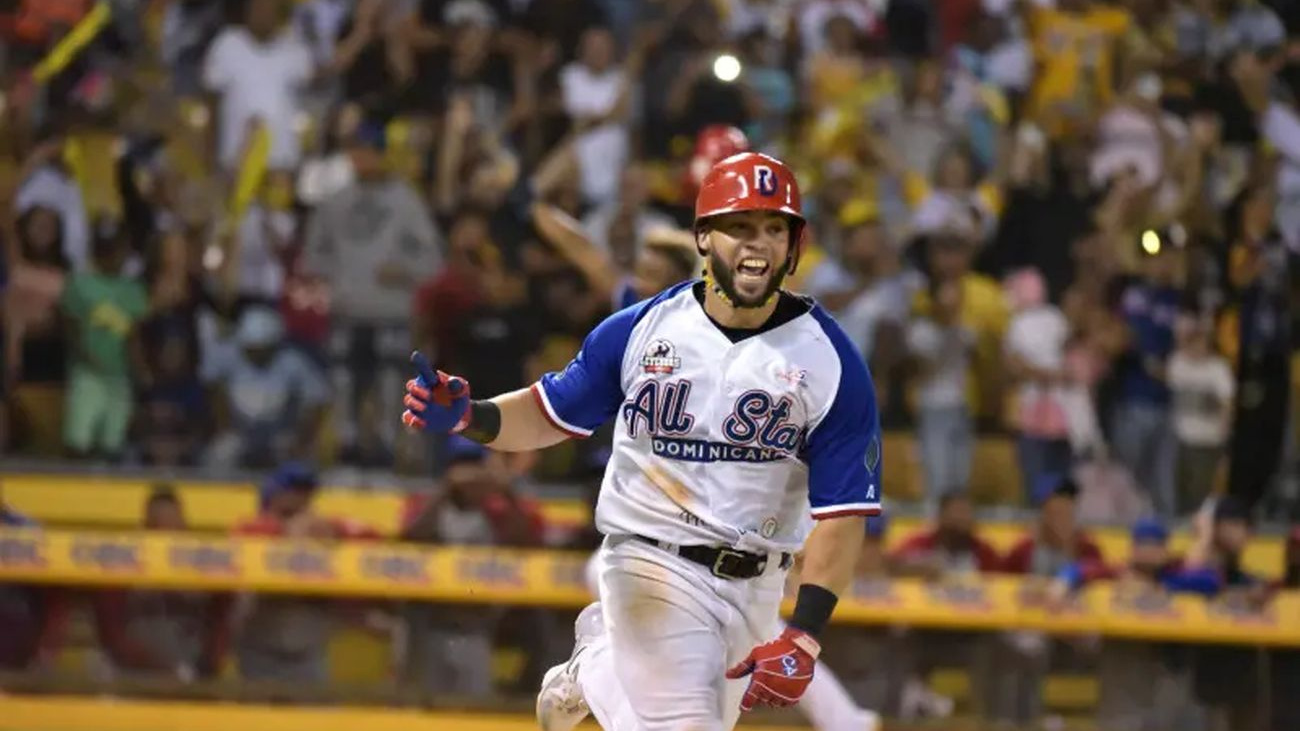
[402,300,644,451]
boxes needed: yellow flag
[226,122,272,232]
[32,3,112,84]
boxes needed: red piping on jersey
[812,506,883,520]
[529,383,589,439]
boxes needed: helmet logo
[754,165,777,196]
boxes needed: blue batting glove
[402,351,472,434]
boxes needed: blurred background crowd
[1,0,1300,728]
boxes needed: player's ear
[694,225,709,258]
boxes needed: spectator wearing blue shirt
[201,307,331,469]
[1052,517,1220,596]
[1052,517,1219,731]
[1110,246,1186,517]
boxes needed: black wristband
[460,400,501,444]
[788,583,839,637]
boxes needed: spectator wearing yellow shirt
[911,233,1011,428]
[1027,0,1131,138]
[803,15,899,175]
[805,15,895,115]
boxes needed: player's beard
[707,250,787,309]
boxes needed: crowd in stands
[1,0,1299,519]
[2,0,1299,522]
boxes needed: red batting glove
[401,352,471,434]
[725,627,821,711]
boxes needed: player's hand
[402,351,471,434]
[725,627,820,711]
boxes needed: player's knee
[575,601,604,640]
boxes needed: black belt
[634,535,793,580]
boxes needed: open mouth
[736,257,770,279]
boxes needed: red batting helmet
[694,152,807,274]
[687,125,750,190]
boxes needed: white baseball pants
[577,537,871,731]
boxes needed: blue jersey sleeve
[804,308,883,519]
[533,286,681,437]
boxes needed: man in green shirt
[60,229,148,459]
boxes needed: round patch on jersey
[641,339,681,375]
[760,517,779,538]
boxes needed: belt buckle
[711,548,760,579]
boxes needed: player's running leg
[536,596,638,730]
[601,538,735,731]
[537,602,600,731]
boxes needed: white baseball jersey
[532,280,882,554]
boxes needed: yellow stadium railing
[0,528,1296,647]
[2,473,1286,577]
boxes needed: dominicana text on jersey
[531,281,883,553]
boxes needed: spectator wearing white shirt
[1088,75,1199,242]
[203,0,315,172]
[910,146,998,241]
[560,26,631,207]
[908,277,976,499]
[1004,268,1074,499]
[1168,315,1235,516]
[14,135,90,272]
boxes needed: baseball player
[402,152,882,731]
